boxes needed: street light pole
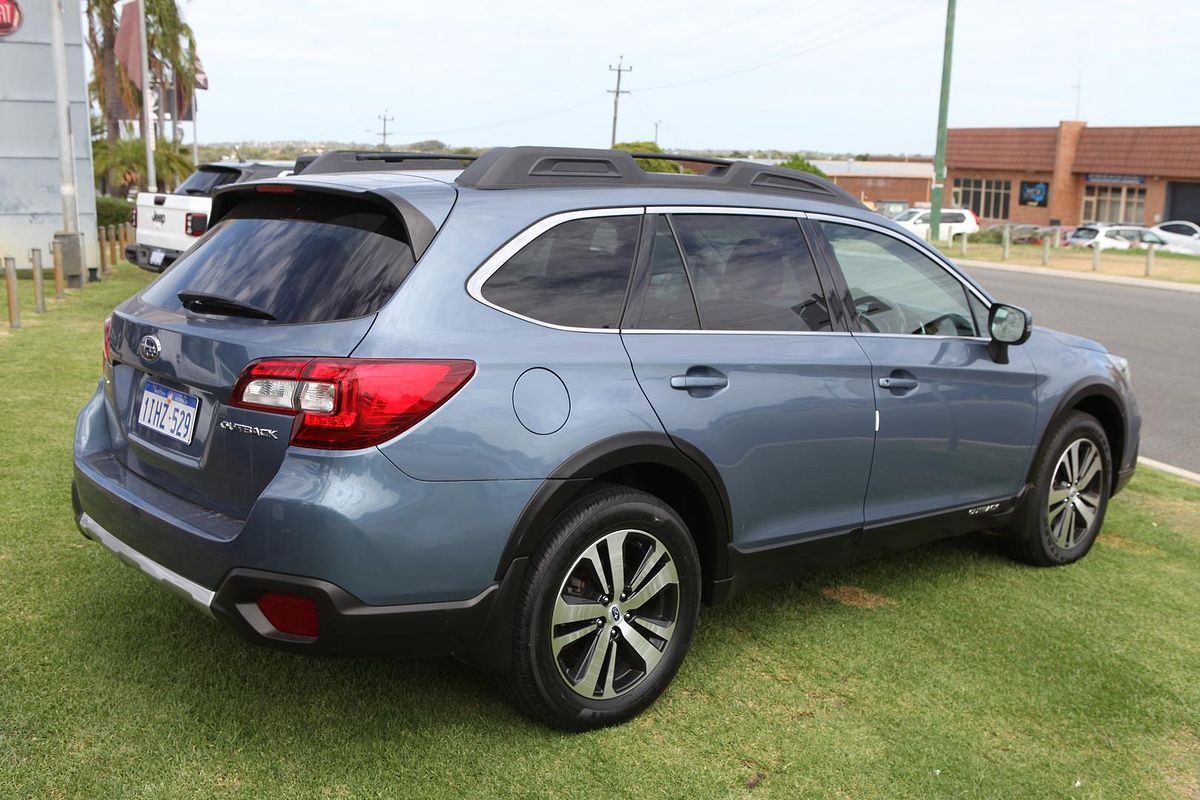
[929,0,956,243]
[47,0,79,236]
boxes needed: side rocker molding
[492,432,733,593]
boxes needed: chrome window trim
[78,512,216,615]
[465,206,645,334]
[623,329,851,337]
[646,205,806,218]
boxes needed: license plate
[137,381,199,445]
[149,249,165,267]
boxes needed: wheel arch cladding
[493,433,732,601]
[1045,381,1126,492]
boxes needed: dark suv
[74,147,1140,730]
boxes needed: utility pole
[138,0,157,191]
[654,120,661,146]
[929,0,956,243]
[608,57,632,148]
[47,0,79,237]
[378,109,394,150]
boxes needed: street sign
[0,0,22,37]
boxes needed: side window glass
[943,212,965,223]
[670,214,832,332]
[632,221,700,330]
[481,216,638,329]
[916,213,931,224]
[819,222,978,337]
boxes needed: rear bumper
[127,243,183,272]
[75,504,525,669]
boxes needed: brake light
[185,212,208,236]
[256,592,319,638]
[968,209,980,226]
[102,315,112,367]
[231,358,475,449]
[256,184,296,193]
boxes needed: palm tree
[94,137,196,196]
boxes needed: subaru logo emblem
[610,605,621,622]
[138,334,162,362]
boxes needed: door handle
[878,376,919,390]
[670,375,728,390]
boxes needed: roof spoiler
[454,146,863,207]
[296,150,477,176]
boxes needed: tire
[1008,411,1112,566]
[503,485,701,731]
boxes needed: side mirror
[987,303,1032,364]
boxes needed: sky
[154,0,1200,153]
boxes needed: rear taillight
[185,212,208,236]
[102,315,112,367]
[969,209,980,226]
[231,358,475,449]
[256,592,319,638]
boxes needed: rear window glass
[142,193,415,324]
[481,216,639,329]
[176,168,239,196]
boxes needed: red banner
[0,0,22,37]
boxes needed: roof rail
[454,146,862,207]
[297,150,478,176]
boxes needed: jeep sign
[0,0,22,37]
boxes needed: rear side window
[942,212,965,223]
[175,168,238,196]
[142,193,415,324]
[482,216,639,329]
[670,214,832,332]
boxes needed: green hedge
[96,196,133,227]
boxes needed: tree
[778,155,827,178]
[613,141,684,174]
[93,137,195,195]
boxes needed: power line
[608,57,633,147]
[377,109,394,149]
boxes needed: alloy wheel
[1046,437,1104,549]
[550,528,680,700]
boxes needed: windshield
[1072,228,1099,240]
[175,167,239,196]
[142,193,415,324]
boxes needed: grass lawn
[933,242,1200,285]
[2,265,1198,799]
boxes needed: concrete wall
[0,0,99,272]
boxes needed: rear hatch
[106,183,452,519]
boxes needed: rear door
[107,187,439,519]
[810,216,1038,528]
[621,211,875,551]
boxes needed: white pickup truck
[128,161,293,272]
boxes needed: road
[960,264,1200,474]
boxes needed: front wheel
[503,486,701,731]
[1009,412,1112,566]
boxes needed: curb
[954,259,1200,295]
[1138,457,1200,485]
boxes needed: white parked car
[130,161,293,272]
[1065,224,1167,251]
[1151,220,1200,255]
[892,207,980,242]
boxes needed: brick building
[812,159,933,216]
[945,122,1200,227]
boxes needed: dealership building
[945,122,1200,227]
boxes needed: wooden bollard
[51,240,65,300]
[118,221,127,253]
[107,225,118,269]
[30,249,45,314]
[4,256,19,330]
[98,228,109,273]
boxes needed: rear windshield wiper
[177,290,275,320]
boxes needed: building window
[1081,185,1146,224]
[952,178,1011,220]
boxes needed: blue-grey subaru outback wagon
[74,147,1140,730]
